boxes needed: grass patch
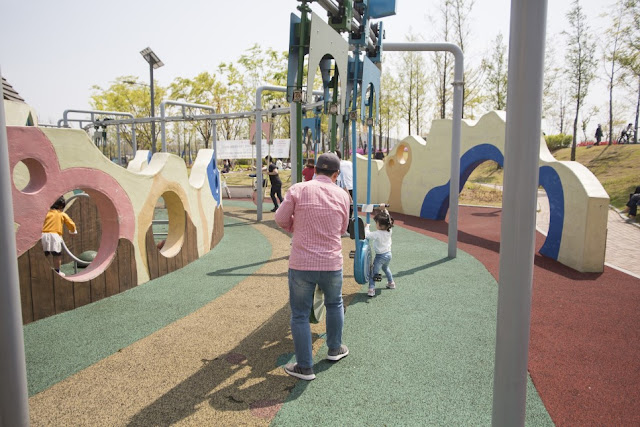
[222,169,294,192]
[459,183,503,207]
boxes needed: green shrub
[544,134,572,151]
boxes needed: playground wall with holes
[356,111,609,273]
[7,101,224,324]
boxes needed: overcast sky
[1,0,614,132]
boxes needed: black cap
[315,153,340,172]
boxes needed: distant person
[274,153,351,381]
[622,186,640,219]
[620,123,633,144]
[302,158,315,181]
[276,158,283,170]
[266,156,282,212]
[364,209,396,297]
[41,196,77,276]
[222,159,231,173]
[595,124,603,146]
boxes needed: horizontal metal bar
[55,101,325,128]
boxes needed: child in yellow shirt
[41,196,77,276]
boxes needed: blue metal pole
[351,47,361,250]
[366,89,373,224]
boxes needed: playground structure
[0,0,623,425]
[7,118,224,324]
[354,111,609,273]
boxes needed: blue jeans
[369,252,393,289]
[288,269,344,369]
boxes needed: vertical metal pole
[330,73,339,151]
[160,103,166,153]
[131,122,137,155]
[0,68,30,427]
[448,71,464,258]
[255,93,264,222]
[366,90,373,224]
[150,63,156,153]
[116,124,121,165]
[492,1,548,425]
[212,119,217,154]
[290,103,298,183]
[295,2,309,183]
[351,47,361,251]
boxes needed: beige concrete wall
[355,111,609,272]
[4,100,38,126]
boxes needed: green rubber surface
[273,225,553,426]
[24,215,270,396]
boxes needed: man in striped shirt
[275,152,351,381]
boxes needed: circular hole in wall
[153,191,185,257]
[13,158,46,193]
[43,190,102,278]
[395,144,410,165]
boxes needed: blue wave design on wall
[421,144,504,220]
[207,152,221,204]
[538,166,563,260]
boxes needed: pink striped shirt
[275,175,351,271]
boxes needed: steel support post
[492,0,548,425]
[150,63,156,154]
[383,42,464,258]
[0,67,30,427]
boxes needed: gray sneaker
[284,363,316,381]
[327,344,349,362]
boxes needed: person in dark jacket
[595,124,603,146]
[622,186,640,218]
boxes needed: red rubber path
[393,206,640,426]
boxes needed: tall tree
[564,0,597,160]
[90,76,167,151]
[451,0,483,118]
[481,32,508,110]
[602,0,627,145]
[542,39,562,127]
[169,72,224,149]
[398,31,430,135]
[618,0,640,143]
[432,0,454,119]
[379,62,401,152]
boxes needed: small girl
[41,196,77,276]
[364,209,395,297]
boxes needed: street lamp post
[140,47,164,153]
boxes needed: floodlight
[140,47,164,69]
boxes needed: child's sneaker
[386,282,396,289]
[367,287,375,297]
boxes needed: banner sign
[215,139,291,160]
